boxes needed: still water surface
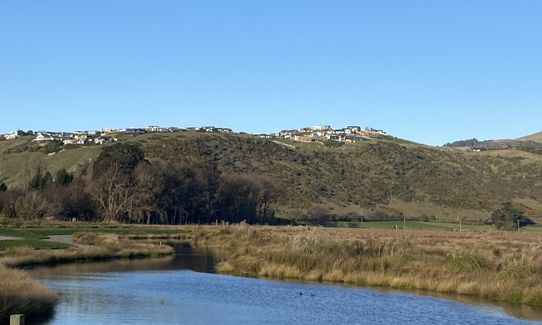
[30,243,542,325]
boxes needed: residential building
[102,128,118,134]
[311,125,331,131]
[125,128,146,135]
[6,130,25,140]
[33,132,59,142]
[294,135,314,143]
[145,126,169,132]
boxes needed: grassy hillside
[519,131,542,143]
[0,137,101,187]
[2,132,542,222]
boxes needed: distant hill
[3,132,542,223]
[444,137,542,151]
[519,131,542,144]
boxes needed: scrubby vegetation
[193,225,542,305]
[2,132,542,224]
[490,202,533,231]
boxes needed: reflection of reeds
[0,265,57,323]
[195,225,542,305]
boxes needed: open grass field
[325,220,542,232]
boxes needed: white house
[102,128,118,134]
[145,126,169,132]
[6,130,25,140]
[311,125,331,131]
[33,132,60,142]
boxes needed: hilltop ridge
[2,130,542,223]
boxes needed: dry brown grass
[194,225,542,305]
[0,232,174,267]
[0,265,57,323]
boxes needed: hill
[2,132,542,223]
[518,131,542,143]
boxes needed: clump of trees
[489,202,533,231]
[0,143,283,225]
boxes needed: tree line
[0,143,282,224]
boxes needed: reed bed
[193,225,542,305]
[0,265,57,323]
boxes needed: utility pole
[517,219,521,232]
[403,215,406,230]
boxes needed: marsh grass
[0,232,174,267]
[0,265,57,323]
[195,225,542,305]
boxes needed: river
[29,243,542,325]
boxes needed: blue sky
[1,1,541,145]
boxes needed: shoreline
[4,224,542,322]
[0,231,177,323]
[192,225,542,307]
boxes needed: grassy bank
[0,265,57,323]
[0,229,180,322]
[192,225,542,306]
[0,223,190,250]
[0,232,175,268]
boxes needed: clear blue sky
[1,1,541,145]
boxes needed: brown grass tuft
[0,265,57,323]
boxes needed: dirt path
[45,235,93,248]
[44,235,74,245]
[0,236,21,241]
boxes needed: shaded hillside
[2,132,542,222]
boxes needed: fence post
[10,314,25,325]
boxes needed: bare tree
[91,165,133,222]
[15,192,48,220]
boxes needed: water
[29,243,542,325]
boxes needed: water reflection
[30,243,216,277]
[28,243,542,324]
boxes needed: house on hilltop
[124,128,146,135]
[311,125,331,131]
[33,132,58,142]
[145,126,169,133]
[6,130,26,140]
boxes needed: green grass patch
[325,220,498,232]
[0,239,70,250]
[0,225,191,250]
